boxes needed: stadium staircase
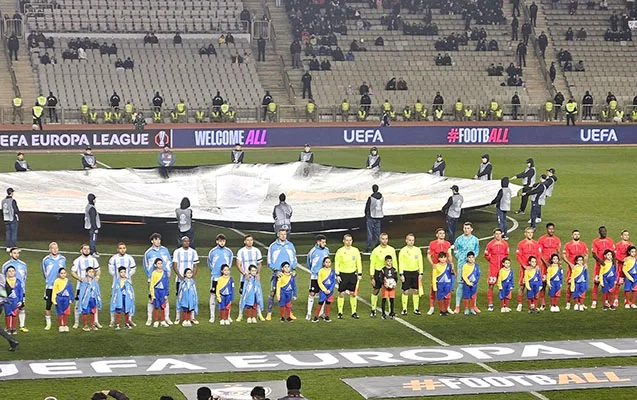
[0,0,38,110]
[244,0,299,121]
[540,0,637,105]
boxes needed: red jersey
[428,239,452,262]
[563,240,589,265]
[592,237,615,267]
[615,240,633,266]
[484,239,510,270]
[516,239,542,267]
[538,234,562,266]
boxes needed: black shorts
[309,279,319,293]
[210,280,218,294]
[338,272,358,293]
[372,270,384,290]
[240,281,244,295]
[401,271,420,291]
[76,288,80,301]
[45,288,53,310]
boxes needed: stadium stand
[23,0,250,33]
[31,36,264,119]
[276,0,550,119]
[540,0,637,111]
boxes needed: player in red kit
[516,227,542,312]
[591,226,615,309]
[614,230,632,307]
[538,223,561,310]
[484,228,509,311]
[562,230,589,310]
[426,228,454,315]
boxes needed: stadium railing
[1,104,633,124]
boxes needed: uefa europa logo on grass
[447,127,509,144]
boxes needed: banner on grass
[343,366,637,398]
[1,338,636,381]
[0,129,169,150]
[170,125,629,148]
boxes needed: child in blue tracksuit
[239,265,264,324]
[149,258,170,327]
[433,252,454,316]
[52,267,74,332]
[524,256,542,313]
[3,265,24,335]
[313,256,336,322]
[461,252,481,315]
[276,262,297,322]
[599,249,617,310]
[497,258,514,312]
[216,264,234,326]
[177,268,199,326]
[571,255,589,311]
[78,266,102,331]
[110,266,136,330]
[546,254,563,312]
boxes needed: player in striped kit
[235,235,264,322]
[107,242,137,327]
[41,242,66,330]
[71,244,101,329]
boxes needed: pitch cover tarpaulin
[0,163,520,227]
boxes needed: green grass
[1,146,636,399]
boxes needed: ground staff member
[84,193,100,257]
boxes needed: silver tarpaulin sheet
[0,163,520,224]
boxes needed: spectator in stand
[44,36,54,49]
[516,41,527,67]
[512,0,521,17]
[538,31,548,57]
[512,91,521,120]
[309,56,320,71]
[397,77,408,90]
[563,60,573,71]
[521,22,532,45]
[226,34,235,44]
[442,53,452,66]
[290,40,302,69]
[7,34,18,61]
[375,36,384,46]
[433,91,444,110]
[576,28,587,40]
[143,32,158,46]
[582,90,594,119]
[115,58,124,70]
[599,0,608,10]
[511,15,519,41]
[508,74,524,86]
[568,0,578,14]
[557,48,572,63]
[123,57,134,69]
[610,12,618,32]
[529,2,538,27]
[320,58,331,70]
[488,39,499,51]
[565,27,574,41]
[385,77,397,90]
[549,62,556,83]
[78,47,86,61]
[487,63,502,76]
[607,91,617,104]
[173,32,182,45]
[302,71,312,99]
[257,36,266,62]
[350,39,367,51]
[574,60,585,72]
[332,46,344,61]
[359,81,369,95]
[346,50,355,61]
[40,52,51,65]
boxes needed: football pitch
[1,146,636,400]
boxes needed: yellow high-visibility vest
[81,104,89,114]
[33,105,44,117]
[455,101,463,111]
[125,103,133,114]
[13,97,22,107]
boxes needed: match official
[398,233,424,315]
[335,234,362,319]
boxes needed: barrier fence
[2,103,636,125]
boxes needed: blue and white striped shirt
[71,255,100,289]
[172,247,200,282]
[143,245,172,280]
[207,246,234,281]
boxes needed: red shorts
[594,264,601,284]
[617,263,625,285]
[541,265,547,282]
[519,267,525,286]
[488,266,500,285]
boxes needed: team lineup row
[2,223,637,334]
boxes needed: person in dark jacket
[85,193,101,257]
[442,185,464,240]
[491,177,512,238]
[257,36,266,61]
[231,144,244,164]
[474,154,493,180]
[512,158,536,214]
[82,147,97,169]
[582,90,593,119]
[365,184,384,252]
[366,147,381,169]
[428,153,446,176]
[261,91,272,121]
[212,90,224,113]
[7,34,19,61]
[526,175,547,228]
[14,152,29,172]
[302,71,312,99]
